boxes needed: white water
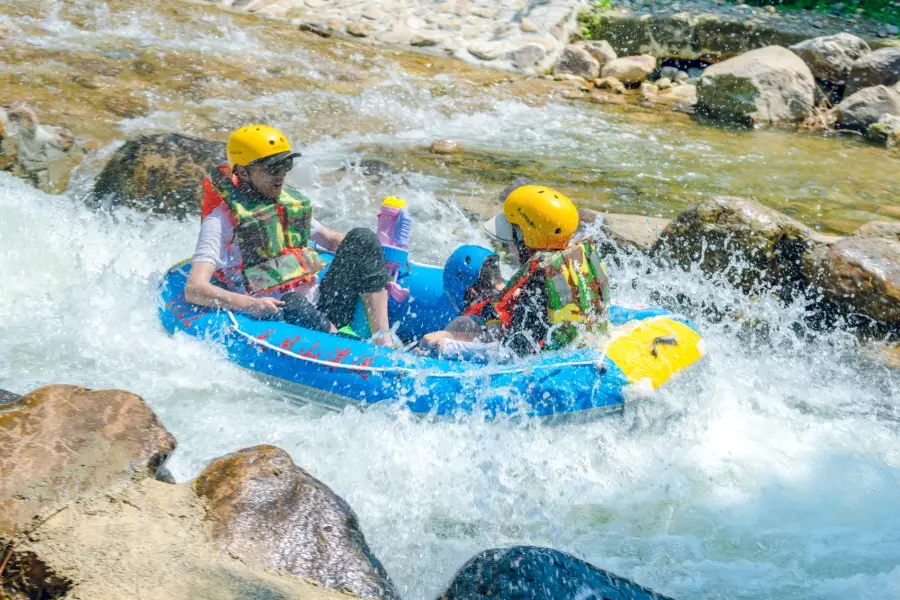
[3,2,900,598]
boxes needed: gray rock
[600,54,656,84]
[467,40,504,61]
[846,47,900,95]
[575,40,617,67]
[659,65,682,80]
[832,85,900,131]
[507,43,547,70]
[853,220,900,242]
[802,237,900,326]
[789,33,871,84]
[866,113,900,147]
[440,546,674,600]
[195,445,399,600]
[553,44,601,80]
[0,103,83,194]
[696,45,815,125]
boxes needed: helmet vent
[555,228,561,234]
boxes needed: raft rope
[225,311,608,378]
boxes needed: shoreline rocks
[0,103,85,194]
[789,32,871,85]
[695,46,815,125]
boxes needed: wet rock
[846,47,900,95]
[656,76,673,90]
[600,54,656,85]
[100,93,151,118]
[0,103,83,194]
[431,138,464,154]
[595,76,626,93]
[653,196,826,294]
[803,237,900,326]
[576,39,617,67]
[0,385,176,535]
[866,114,900,147]
[439,546,674,600]
[789,33,871,84]
[467,41,505,61]
[853,220,900,242]
[90,133,226,218]
[831,85,900,131]
[195,445,399,600]
[696,46,815,125]
[507,43,547,70]
[347,21,374,37]
[553,44,601,80]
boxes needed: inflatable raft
[158,251,705,419]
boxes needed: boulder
[696,46,815,125]
[652,196,826,294]
[431,138,464,154]
[846,47,900,95]
[595,76,626,93]
[853,220,900,242]
[439,546,674,600]
[866,113,900,147]
[803,237,900,326]
[789,33,871,84]
[0,385,176,535]
[0,103,84,193]
[90,133,226,218]
[576,39,617,67]
[554,45,601,80]
[600,54,656,85]
[194,445,399,600]
[507,43,547,70]
[831,85,900,131]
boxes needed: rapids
[2,1,900,598]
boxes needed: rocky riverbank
[0,384,674,599]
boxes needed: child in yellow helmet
[421,184,610,358]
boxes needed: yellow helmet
[226,124,299,169]
[482,185,578,250]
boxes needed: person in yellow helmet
[185,125,396,346]
[421,183,610,358]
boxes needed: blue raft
[158,251,705,419]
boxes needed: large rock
[853,220,900,242]
[866,113,900,147]
[194,444,399,600]
[696,46,815,125]
[553,44,601,80]
[439,546,674,600]
[0,103,84,193]
[90,133,226,218]
[846,47,900,95]
[789,33,871,84]
[803,237,900,326]
[576,40,617,67]
[831,85,900,131]
[0,385,176,535]
[600,54,656,85]
[652,196,827,294]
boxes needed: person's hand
[372,330,400,349]
[421,331,452,350]
[248,296,284,317]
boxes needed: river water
[2,1,900,599]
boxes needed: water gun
[377,196,412,302]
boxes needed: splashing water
[3,1,900,599]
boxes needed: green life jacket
[539,239,610,349]
[208,168,325,295]
[492,239,610,351]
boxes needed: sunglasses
[252,158,293,176]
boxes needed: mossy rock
[91,133,225,218]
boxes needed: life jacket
[201,166,325,296]
[472,239,610,351]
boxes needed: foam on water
[2,167,899,599]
